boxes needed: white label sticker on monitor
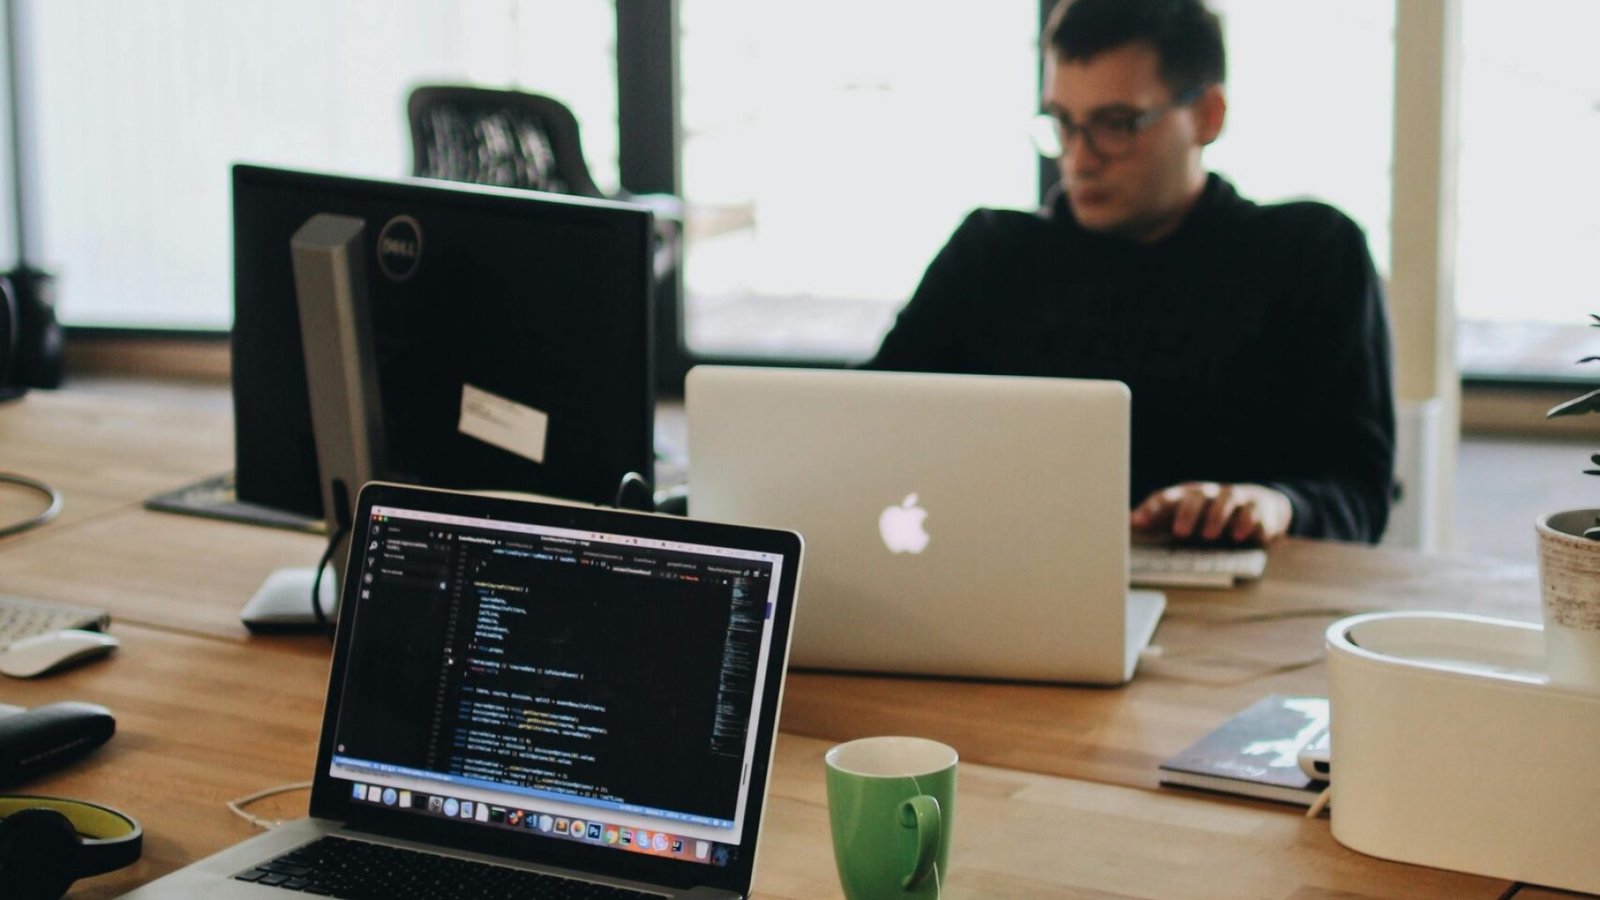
[458,383,548,464]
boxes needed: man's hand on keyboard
[1130,481,1292,546]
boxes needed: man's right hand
[1129,481,1292,545]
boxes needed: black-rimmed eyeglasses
[1028,85,1205,160]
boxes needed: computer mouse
[0,629,120,678]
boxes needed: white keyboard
[0,594,110,651]
[1129,544,1269,589]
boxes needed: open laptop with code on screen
[125,482,802,899]
[686,366,1163,686]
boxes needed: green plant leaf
[1547,387,1600,418]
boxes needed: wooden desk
[0,389,234,528]
[0,389,1573,898]
[783,537,1544,789]
[3,390,1548,784]
[5,626,1506,900]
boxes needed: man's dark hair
[1044,0,1226,92]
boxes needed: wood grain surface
[0,388,1568,898]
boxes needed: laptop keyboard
[1129,544,1268,589]
[234,836,665,898]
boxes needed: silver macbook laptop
[686,366,1163,685]
[125,482,803,899]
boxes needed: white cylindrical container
[1326,611,1600,895]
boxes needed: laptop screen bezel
[308,481,802,893]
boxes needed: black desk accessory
[0,701,115,787]
[0,793,143,899]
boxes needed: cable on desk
[613,470,654,511]
[1305,785,1332,819]
[1163,604,1380,625]
[310,523,348,641]
[0,470,63,538]
[227,780,312,830]
[1140,605,1381,685]
[1138,644,1326,686]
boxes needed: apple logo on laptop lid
[879,493,930,554]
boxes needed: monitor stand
[239,212,384,633]
[145,471,324,534]
[240,568,337,632]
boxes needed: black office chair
[407,85,681,281]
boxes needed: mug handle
[898,794,941,889]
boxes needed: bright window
[26,1,616,329]
[1207,0,1394,276]
[23,2,1402,350]
[679,1,1042,360]
[1456,0,1600,327]
[679,1,1395,362]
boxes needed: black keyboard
[233,835,664,899]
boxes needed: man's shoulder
[1223,189,1366,243]
[933,205,1063,263]
[954,205,1057,237]
[1199,180,1379,304]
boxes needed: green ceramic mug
[824,736,958,900]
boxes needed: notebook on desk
[686,366,1163,685]
[125,481,803,899]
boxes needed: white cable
[0,471,62,538]
[1165,604,1378,625]
[1305,785,1332,818]
[1140,646,1325,686]
[226,781,313,830]
[1144,605,1380,684]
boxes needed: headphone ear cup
[0,807,80,900]
[0,277,16,387]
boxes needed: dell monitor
[230,164,656,520]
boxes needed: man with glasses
[870,0,1395,546]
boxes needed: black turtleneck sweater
[868,174,1395,543]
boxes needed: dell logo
[376,215,423,281]
[381,235,415,258]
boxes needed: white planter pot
[1536,509,1600,691]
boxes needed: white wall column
[1385,0,1461,551]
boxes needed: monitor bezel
[230,162,657,520]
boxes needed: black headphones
[0,795,143,900]
[0,268,66,399]
[0,276,19,398]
